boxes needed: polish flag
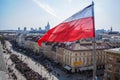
[38,3,95,46]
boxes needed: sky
[0,0,120,31]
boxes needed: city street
[4,41,104,80]
[1,40,103,80]
[4,41,82,80]
[4,41,58,80]
[0,42,7,80]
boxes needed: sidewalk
[6,41,58,80]
[2,41,27,80]
[0,42,7,80]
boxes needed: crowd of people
[10,54,46,80]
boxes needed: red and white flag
[38,3,95,46]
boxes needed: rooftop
[105,48,120,55]
[65,41,110,51]
[24,35,42,42]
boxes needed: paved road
[0,42,7,80]
[0,42,7,72]
[3,50,26,80]
[6,41,58,80]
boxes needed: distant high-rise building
[18,27,20,31]
[35,28,37,31]
[111,26,112,32]
[31,28,34,31]
[39,27,41,31]
[45,22,50,31]
[24,27,27,31]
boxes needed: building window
[83,53,85,56]
[87,56,90,65]
[115,67,120,73]
[74,53,77,62]
[65,56,67,63]
[91,58,93,64]
[79,58,81,61]
[81,53,82,56]
[84,57,86,65]
[97,52,100,55]
[115,75,119,80]
[75,53,77,56]
[107,73,111,80]
[108,57,112,62]
[70,57,71,65]
[117,58,120,63]
[75,58,77,62]
[83,58,85,65]
[108,64,112,70]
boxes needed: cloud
[32,0,61,19]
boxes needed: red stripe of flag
[38,3,95,46]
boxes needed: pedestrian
[51,76,54,80]
[35,62,37,65]
[54,71,56,74]
[57,73,60,77]
[11,63,14,66]
[21,55,22,60]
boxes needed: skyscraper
[45,22,50,31]
[24,27,27,31]
[39,27,41,31]
[18,27,20,31]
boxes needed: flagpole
[93,38,96,80]
[92,1,96,80]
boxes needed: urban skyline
[0,1,120,80]
[0,0,120,31]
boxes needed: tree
[0,35,5,47]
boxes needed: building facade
[61,42,107,72]
[104,48,120,80]
[43,41,109,72]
